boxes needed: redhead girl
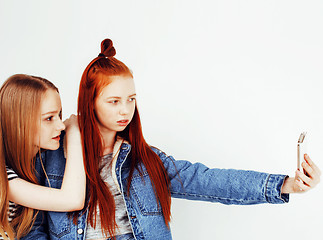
[23,39,320,240]
[0,75,85,239]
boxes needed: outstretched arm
[282,154,320,193]
[8,114,86,211]
[152,147,320,205]
[152,147,289,205]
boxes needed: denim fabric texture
[22,133,289,240]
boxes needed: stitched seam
[170,191,261,203]
[131,183,162,215]
[47,174,63,180]
[264,174,271,203]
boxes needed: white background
[1,1,322,239]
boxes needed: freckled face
[34,89,65,151]
[94,75,136,137]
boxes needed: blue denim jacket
[22,136,289,240]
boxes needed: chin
[52,145,60,150]
[116,125,128,130]
[43,143,60,151]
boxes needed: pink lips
[117,119,129,126]
[52,135,60,141]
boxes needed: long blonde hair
[0,74,58,239]
[0,136,12,239]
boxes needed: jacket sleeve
[152,148,289,205]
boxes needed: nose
[119,103,129,116]
[57,118,66,131]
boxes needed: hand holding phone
[282,132,320,193]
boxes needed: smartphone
[297,132,307,173]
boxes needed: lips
[117,119,129,126]
[52,134,60,141]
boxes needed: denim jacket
[22,135,289,240]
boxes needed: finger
[302,162,321,186]
[304,154,321,176]
[304,154,312,164]
[302,161,314,178]
[63,118,70,125]
[296,170,312,187]
[295,178,310,192]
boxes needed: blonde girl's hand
[63,114,80,133]
[63,114,82,156]
[282,154,321,193]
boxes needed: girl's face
[94,75,136,136]
[34,89,65,151]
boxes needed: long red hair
[77,39,171,237]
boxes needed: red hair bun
[100,39,116,57]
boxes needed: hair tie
[98,53,106,58]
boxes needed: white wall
[1,1,322,239]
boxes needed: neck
[100,130,117,155]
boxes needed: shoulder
[150,145,166,155]
[149,145,170,161]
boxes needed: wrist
[66,129,81,140]
[281,177,295,193]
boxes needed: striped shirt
[0,167,18,240]
[6,167,18,222]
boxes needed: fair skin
[94,75,136,155]
[34,89,66,153]
[94,75,320,196]
[8,89,86,211]
[282,154,321,193]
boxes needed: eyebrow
[106,94,137,99]
[41,110,61,116]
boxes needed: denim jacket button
[77,228,83,234]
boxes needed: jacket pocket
[48,212,72,238]
[130,172,162,215]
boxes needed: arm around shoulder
[8,115,86,212]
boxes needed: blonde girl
[0,74,85,239]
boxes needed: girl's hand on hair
[281,154,321,193]
[64,114,81,150]
[64,114,79,132]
